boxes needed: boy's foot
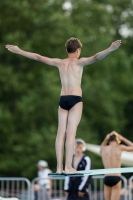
[0,197,19,200]
[64,167,79,174]
[56,169,64,174]
[56,165,64,174]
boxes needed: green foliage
[0,0,133,178]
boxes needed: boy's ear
[76,48,81,53]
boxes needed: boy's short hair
[65,37,82,53]
[108,134,117,144]
[76,141,84,146]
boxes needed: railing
[0,177,31,200]
[0,175,131,200]
[128,176,133,200]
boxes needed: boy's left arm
[78,40,121,66]
[119,134,133,152]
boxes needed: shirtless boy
[100,131,133,200]
[6,38,121,174]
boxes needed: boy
[100,131,133,200]
[34,160,52,200]
[6,38,121,174]
[64,138,91,200]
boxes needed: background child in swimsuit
[6,38,121,174]
[100,131,133,200]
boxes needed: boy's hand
[5,44,21,54]
[106,132,113,140]
[115,132,123,141]
[109,40,121,51]
[111,130,118,135]
[111,131,122,143]
[65,191,69,195]
[78,191,85,197]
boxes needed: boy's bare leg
[111,181,121,200]
[64,102,83,174]
[55,107,68,173]
[104,185,111,200]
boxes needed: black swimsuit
[59,95,82,110]
[104,176,122,187]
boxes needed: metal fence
[128,176,133,200]
[0,175,132,200]
[0,177,31,200]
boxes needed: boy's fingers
[5,44,13,48]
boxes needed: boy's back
[58,58,83,96]
[101,145,122,169]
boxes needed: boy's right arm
[100,132,114,153]
[101,133,113,147]
[100,134,109,153]
[5,44,60,67]
[78,40,121,66]
[64,176,70,193]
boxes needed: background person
[100,131,133,200]
[34,160,52,200]
[64,139,92,200]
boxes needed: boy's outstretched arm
[78,40,121,66]
[5,45,60,67]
